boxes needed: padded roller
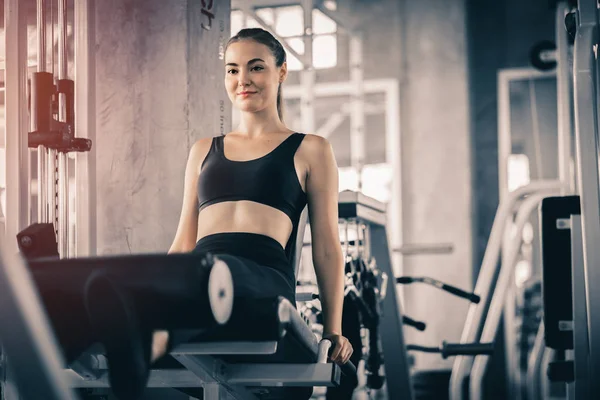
[207,258,234,325]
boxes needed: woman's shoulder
[188,136,218,169]
[297,133,333,157]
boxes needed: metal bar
[0,235,77,399]
[37,0,48,223]
[449,181,565,400]
[170,341,278,355]
[173,355,257,400]
[231,0,301,9]
[385,82,404,279]
[57,0,68,257]
[469,193,557,400]
[370,222,414,400]
[5,0,30,253]
[572,15,600,396]
[299,0,315,133]
[556,2,574,194]
[48,149,57,238]
[74,0,96,256]
[313,2,359,34]
[526,322,546,400]
[503,283,520,400]
[300,69,315,132]
[226,363,339,386]
[349,34,365,191]
[570,214,590,399]
[392,243,453,256]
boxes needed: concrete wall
[395,0,472,370]
[94,0,231,255]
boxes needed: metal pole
[449,180,565,400]
[5,0,30,254]
[74,0,96,256]
[469,193,557,400]
[349,34,365,191]
[37,0,48,224]
[47,0,58,255]
[385,83,404,279]
[572,0,600,393]
[57,0,69,257]
[556,2,574,195]
[300,0,315,134]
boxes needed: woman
[85,28,353,399]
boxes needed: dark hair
[226,28,286,121]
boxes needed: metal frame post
[4,0,30,254]
[349,33,365,191]
[36,0,49,224]
[57,0,70,257]
[299,0,315,134]
[572,0,600,395]
[556,1,575,195]
[569,214,590,399]
[74,0,96,256]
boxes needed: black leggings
[167,233,312,400]
[168,232,296,347]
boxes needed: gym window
[339,164,393,203]
[230,6,338,71]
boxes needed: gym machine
[1,208,359,400]
[298,191,496,400]
[537,0,600,399]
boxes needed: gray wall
[94,0,231,255]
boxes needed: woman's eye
[227,69,237,74]
[252,66,264,71]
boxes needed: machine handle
[440,341,494,359]
[440,284,481,304]
[320,338,358,380]
[403,316,426,331]
[396,276,480,303]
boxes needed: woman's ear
[279,62,288,83]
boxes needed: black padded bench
[23,252,354,399]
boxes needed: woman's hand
[323,333,354,365]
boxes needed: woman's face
[224,39,286,114]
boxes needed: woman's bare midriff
[196,201,294,248]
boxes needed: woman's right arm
[168,138,212,254]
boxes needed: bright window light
[339,163,393,203]
[255,8,275,26]
[230,6,338,70]
[508,154,531,192]
[312,9,337,34]
[313,35,337,68]
[245,16,263,30]
[275,6,304,38]
[284,38,304,71]
[231,10,245,36]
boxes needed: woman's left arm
[305,135,353,364]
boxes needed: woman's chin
[237,103,263,113]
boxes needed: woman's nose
[237,70,251,86]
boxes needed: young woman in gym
[84,28,353,399]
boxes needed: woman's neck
[235,108,288,138]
